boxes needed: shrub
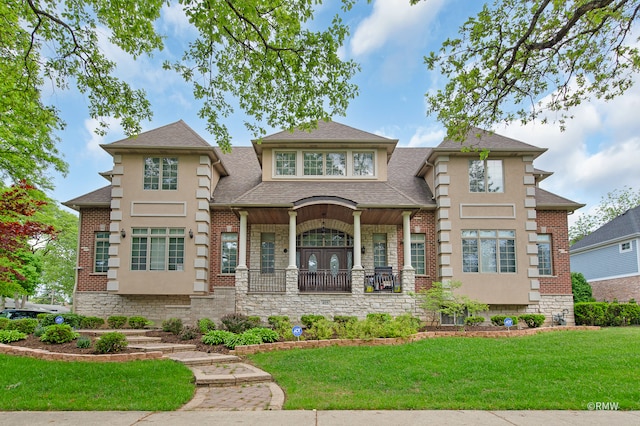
[0,318,9,330]
[179,326,199,340]
[236,330,263,346]
[220,313,260,334]
[95,332,128,353]
[366,313,392,324]
[80,316,105,329]
[518,314,546,328]
[128,316,151,329]
[490,315,519,327]
[33,325,46,337]
[6,318,39,334]
[76,335,92,349]
[107,316,128,329]
[40,324,79,344]
[333,315,358,325]
[464,316,485,327]
[572,272,593,303]
[245,327,279,343]
[162,318,184,335]
[202,330,235,346]
[0,330,27,343]
[41,313,84,328]
[198,318,216,334]
[574,302,607,326]
[300,314,326,328]
[306,319,334,340]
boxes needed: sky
[48,0,640,226]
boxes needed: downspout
[71,209,82,312]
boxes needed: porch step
[191,363,272,387]
[125,336,162,344]
[165,350,240,366]
[127,343,197,353]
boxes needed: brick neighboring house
[570,205,640,302]
[64,120,583,325]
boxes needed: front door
[299,248,351,292]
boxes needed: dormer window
[274,150,375,178]
[144,157,178,190]
[303,152,346,176]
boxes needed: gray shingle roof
[103,120,211,149]
[63,186,111,210]
[435,127,547,153]
[535,187,584,211]
[571,205,640,251]
[260,120,394,142]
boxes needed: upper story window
[469,159,503,193]
[274,150,375,178]
[144,157,178,190]
[620,241,632,253]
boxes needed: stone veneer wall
[472,294,575,326]
[590,275,640,302]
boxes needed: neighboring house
[64,120,582,325]
[570,205,640,302]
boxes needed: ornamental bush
[95,332,128,353]
[41,313,84,328]
[80,316,105,329]
[518,314,546,328]
[107,316,128,329]
[464,316,485,326]
[0,318,9,330]
[300,314,326,328]
[198,318,216,334]
[76,335,92,349]
[40,324,79,344]
[574,302,608,326]
[0,330,27,343]
[6,318,38,334]
[179,326,199,340]
[128,316,151,329]
[162,318,183,335]
[220,313,261,333]
[490,315,519,327]
[202,330,235,346]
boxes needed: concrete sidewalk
[0,410,638,425]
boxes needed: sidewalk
[0,410,639,425]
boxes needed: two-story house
[65,120,582,325]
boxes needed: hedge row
[574,302,640,326]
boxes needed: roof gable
[103,120,211,149]
[259,120,394,143]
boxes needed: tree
[0,181,56,309]
[412,281,489,326]
[2,1,358,189]
[570,186,640,244]
[571,272,593,303]
[423,0,640,141]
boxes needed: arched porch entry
[297,227,354,292]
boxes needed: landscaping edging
[0,344,164,362]
[231,326,600,355]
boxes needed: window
[411,234,426,275]
[144,157,178,190]
[353,152,374,176]
[131,228,184,271]
[469,159,503,193]
[620,241,632,253]
[303,152,346,176]
[94,232,110,273]
[221,232,238,274]
[261,233,275,273]
[275,152,296,176]
[537,234,553,276]
[462,230,516,273]
[373,233,387,268]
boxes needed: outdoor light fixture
[189,229,194,239]
[361,246,366,254]
[120,229,126,238]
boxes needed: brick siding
[209,210,241,290]
[76,208,110,292]
[590,275,640,302]
[537,210,572,295]
[400,211,437,292]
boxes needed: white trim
[587,271,640,282]
[273,149,378,179]
[459,203,516,219]
[130,201,187,217]
[620,241,633,253]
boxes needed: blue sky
[49,0,640,225]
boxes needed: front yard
[248,327,640,410]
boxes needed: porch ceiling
[239,205,418,225]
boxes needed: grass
[247,328,640,410]
[0,356,194,411]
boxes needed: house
[570,205,640,302]
[64,120,583,325]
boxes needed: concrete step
[165,350,240,366]
[191,363,272,387]
[126,336,162,344]
[127,343,197,353]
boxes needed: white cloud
[160,3,196,37]
[83,118,123,159]
[407,126,445,147]
[350,0,444,57]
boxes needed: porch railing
[364,267,402,293]
[298,270,351,293]
[248,269,286,293]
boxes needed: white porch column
[402,211,412,269]
[353,210,362,268]
[238,211,248,268]
[288,211,297,268]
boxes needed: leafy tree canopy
[424,0,640,141]
[570,185,640,244]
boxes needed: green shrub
[33,325,45,337]
[247,327,279,343]
[464,316,485,326]
[236,330,263,346]
[128,316,151,329]
[6,318,39,334]
[220,313,260,333]
[366,313,392,324]
[490,315,519,327]
[107,316,128,329]
[202,330,235,346]
[306,319,334,340]
[40,324,79,344]
[76,335,92,349]
[162,318,183,335]
[333,315,358,324]
[268,315,290,329]
[300,314,326,328]
[574,302,607,326]
[179,326,199,340]
[0,330,27,343]
[518,314,546,328]
[80,316,105,329]
[95,332,128,353]
[41,313,84,328]
[198,318,216,334]
[0,318,9,330]
[572,272,593,303]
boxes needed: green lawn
[0,356,194,411]
[248,328,640,410]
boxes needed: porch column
[353,210,362,268]
[238,211,248,268]
[402,211,412,269]
[288,211,297,268]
